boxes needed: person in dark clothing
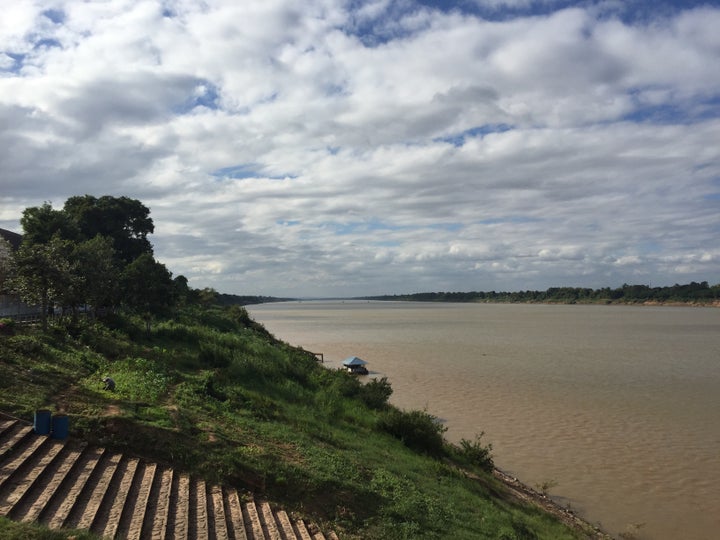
[102,377,115,391]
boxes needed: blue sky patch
[42,9,65,24]
[0,53,25,73]
[435,124,513,147]
[211,164,262,180]
[174,82,220,114]
[477,216,542,225]
[211,164,297,181]
[34,38,62,50]
[623,93,720,124]
[416,1,714,24]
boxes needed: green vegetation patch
[0,307,585,539]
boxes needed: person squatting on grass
[102,377,115,391]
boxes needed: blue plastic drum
[33,410,52,435]
[51,414,69,440]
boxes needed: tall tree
[64,195,154,264]
[72,235,120,318]
[0,237,15,295]
[20,202,78,246]
[12,236,73,330]
[120,253,174,332]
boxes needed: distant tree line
[362,282,720,305]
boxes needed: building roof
[342,356,368,366]
[0,228,22,251]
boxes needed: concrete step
[42,446,106,529]
[146,466,174,540]
[0,432,51,492]
[0,435,64,515]
[243,500,266,540]
[210,484,230,540]
[192,477,210,540]
[0,414,340,540]
[0,424,34,462]
[224,488,249,540]
[0,419,19,438]
[67,450,123,531]
[168,471,190,540]
[258,501,282,540]
[94,456,140,539]
[14,445,84,523]
[120,461,158,540]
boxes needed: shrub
[198,341,234,368]
[359,376,393,409]
[457,432,494,472]
[0,317,16,334]
[7,334,44,354]
[378,408,447,457]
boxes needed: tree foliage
[10,195,182,323]
[0,237,15,294]
[73,235,120,316]
[378,408,448,457]
[120,253,175,332]
[63,195,154,263]
[20,202,78,245]
[12,235,74,329]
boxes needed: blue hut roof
[342,356,368,366]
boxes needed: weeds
[535,479,559,496]
[456,432,494,472]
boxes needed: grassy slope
[0,308,587,539]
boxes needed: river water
[246,301,720,540]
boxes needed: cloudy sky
[1,0,719,297]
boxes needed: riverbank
[0,307,592,539]
[492,469,612,539]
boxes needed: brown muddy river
[247,301,720,540]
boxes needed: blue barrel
[51,414,69,440]
[33,410,52,435]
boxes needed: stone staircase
[0,415,338,539]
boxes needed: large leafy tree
[20,202,78,246]
[0,237,15,295]
[12,235,74,329]
[15,195,184,325]
[121,253,174,332]
[63,195,154,264]
[72,235,120,318]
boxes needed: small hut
[342,356,369,375]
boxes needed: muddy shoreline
[493,468,614,539]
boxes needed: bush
[0,317,16,334]
[359,376,393,409]
[457,433,494,472]
[378,408,447,457]
[198,341,234,368]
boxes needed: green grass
[0,517,97,539]
[0,307,588,539]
